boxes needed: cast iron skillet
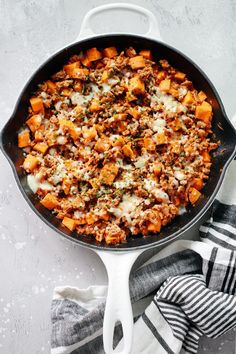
[1,4,236,354]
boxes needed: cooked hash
[18,46,217,244]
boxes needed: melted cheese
[109,194,142,225]
[151,87,187,113]
[134,154,150,169]
[144,179,169,202]
[151,118,166,133]
[27,174,53,193]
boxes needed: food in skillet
[18,46,218,244]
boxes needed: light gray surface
[0,0,236,353]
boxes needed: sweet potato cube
[198,91,207,102]
[153,132,167,145]
[82,126,97,142]
[61,88,73,97]
[26,114,42,133]
[139,50,152,60]
[157,71,166,81]
[147,219,161,233]
[86,47,102,62]
[74,80,83,92]
[159,79,171,92]
[71,68,89,80]
[89,99,101,112]
[64,61,81,76]
[195,101,212,123]
[40,193,58,210]
[33,142,48,154]
[129,56,146,70]
[103,47,118,58]
[112,136,125,147]
[183,91,195,105]
[122,144,135,160]
[89,178,100,189]
[18,130,30,148]
[100,162,119,185]
[189,187,201,205]
[202,150,211,162]
[86,213,98,225]
[192,178,203,191]
[80,54,91,67]
[129,76,145,95]
[23,154,38,171]
[46,80,57,93]
[143,137,155,151]
[94,138,111,153]
[174,72,186,81]
[101,70,109,82]
[59,119,80,141]
[128,107,140,119]
[62,217,76,231]
[30,97,44,114]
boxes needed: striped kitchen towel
[51,161,236,354]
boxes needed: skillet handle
[96,250,142,354]
[77,3,162,41]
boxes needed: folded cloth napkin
[51,160,236,354]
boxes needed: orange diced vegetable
[195,101,212,124]
[100,162,119,185]
[89,99,101,112]
[143,137,155,151]
[86,47,102,62]
[128,107,140,119]
[61,88,72,97]
[192,178,203,190]
[40,193,59,210]
[46,80,57,93]
[82,126,97,142]
[74,80,83,92]
[157,71,166,81]
[183,91,195,105]
[18,130,30,148]
[147,219,161,233]
[153,132,167,145]
[30,97,44,114]
[129,56,146,69]
[198,91,207,102]
[122,144,135,159]
[114,113,127,121]
[23,154,38,171]
[33,142,48,154]
[94,138,111,153]
[26,114,42,133]
[62,217,76,231]
[69,68,89,80]
[112,136,125,147]
[64,61,81,76]
[80,54,91,67]
[86,213,98,225]
[89,178,100,189]
[103,47,118,58]
[139,50,152,60]
[129,76,145,95]
[174,72,186,81]
[59,119,80,141]
[159,79,171,92]
[189,187,201,205]
[62,179,70,195]
[101,70,109,82]
[202,150,211,162]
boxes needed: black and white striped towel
[51,160,236,354]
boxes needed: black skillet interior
[1,34,236,251]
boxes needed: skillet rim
[1,33,236,252]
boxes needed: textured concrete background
[0,0,236,353]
